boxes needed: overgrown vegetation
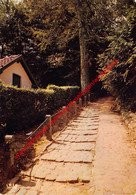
[97,3,136,112]
[0,81,79,138]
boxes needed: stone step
[62,129,97,135]
[41,150,94,163]
[49,142,95,151]
[56,134,97,142]
[27,161,91,183]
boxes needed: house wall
[0,61,32,88]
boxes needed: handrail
[25,118,48,141]
[25,107,64,141]
[23,95,87,143]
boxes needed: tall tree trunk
[77,0,90,91]
[79,22,90,91]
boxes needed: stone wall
[0,143,10,192]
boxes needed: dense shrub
[0,81,79,134]
[46,85,80,109]
[97,5,136,112]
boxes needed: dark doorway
[12,73,21,88]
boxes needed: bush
[47,85,79,108]
[0,82,79,134]
[97,6,136,112]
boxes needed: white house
[0,55,38,88]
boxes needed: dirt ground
[92,97,136,194]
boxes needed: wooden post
[62,106,67,124]
[5,135,15,167]
[88,93,90,102]
[74,101,78,115]
[79,98,82,108]
[84,96,87,106]
[46,115,52,140]
[73,101,75,115]
[5,135,15,178]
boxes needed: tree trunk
[76,0,90,91]
[79,23,90,91]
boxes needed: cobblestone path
[6,103,99,195]
[5,98,136,195]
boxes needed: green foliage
[0,0,115,88]
[97,4,136,111]
[0,0,30,54]
[47,84,79,108]
[0,82,79,134]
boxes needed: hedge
[0,81,79,137]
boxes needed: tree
[97,1,136,111]
[0,0,28,54]
[0,0,118,90]
[0,0,51,86]
[24,0,99,90]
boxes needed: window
[12,73,21,88]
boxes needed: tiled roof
[0,54,22,69]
